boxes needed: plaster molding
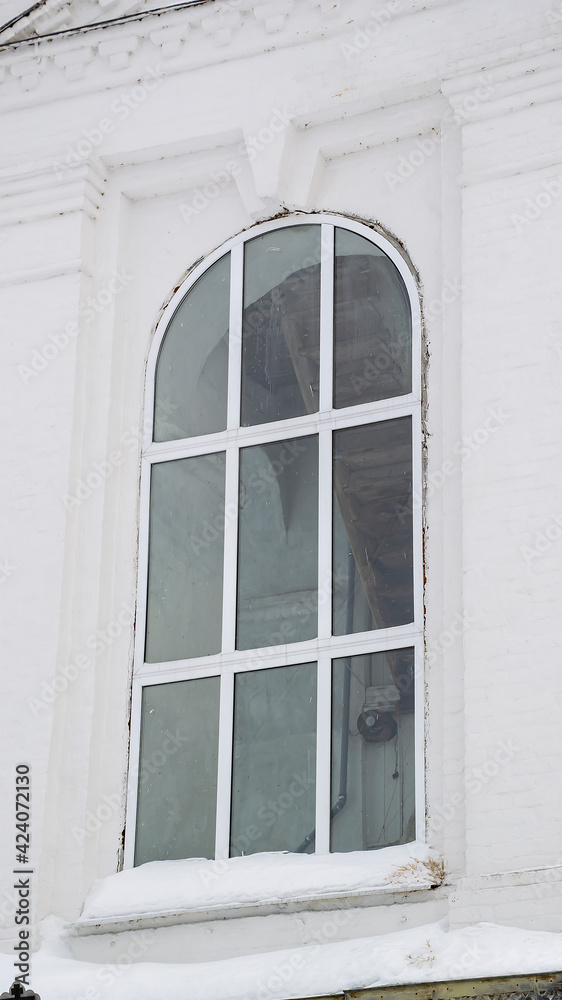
[0,0,469,102]
[0,155,106,226]
[0,257,87,286]
[442,32,562,123]
[89,93,446,216]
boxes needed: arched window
[126,216,423,867]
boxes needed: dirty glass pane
[236,435,318,650]
[146,453,225,662]
[334,229,411,408]
[331,649,415,852]
[154,254,230,441]
[332,418,413,634]
[135,675,220,865]
[241,226,321,425]
[230,663,316,856]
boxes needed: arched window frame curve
[125,213,424,869]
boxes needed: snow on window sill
[73,842,444,935]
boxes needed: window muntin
[127,216,423,869]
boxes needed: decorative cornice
[0,0,348,100]
[0,155,106,226]
[440,32,562,185]
[0,0,469,102]
[0,0,453,49]
[0,0,559,113]
[442,30,562,122]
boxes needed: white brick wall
[1,0,561,959]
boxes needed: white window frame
[124,213,424,869]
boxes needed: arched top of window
[147,215,419,445]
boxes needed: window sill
[73,843,443,936]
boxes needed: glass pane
[135,675,220,865]
[334,229,411,408]
[230,663,316,856]
[154,254,230,441]
[332,418,413,634]
[146,453,225,662]
[237,435,318,650]
[241,226,321,425]
[331,649,415,852]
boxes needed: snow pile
[78,843,440,924]
[3,853,558,1000]
[1,918,560,1000]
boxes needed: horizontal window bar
[134,627,424,683]
[143,396,420,463]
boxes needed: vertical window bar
[317,427,332,641]
[316,223,335,854]
[412,407,424,630]
[319,224,334,413]
[136,456,151,667]
[413,638,425,843]
[215,669,235,860]
[221,445,239,654]
[315,654,331,854]
[318,224,334,644]
[227,242,243,430]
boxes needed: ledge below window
[73,842,444,936]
